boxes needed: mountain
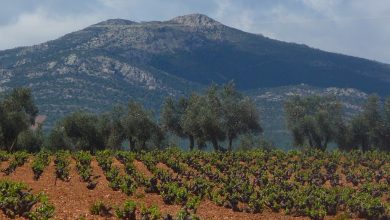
[0,14,386,147]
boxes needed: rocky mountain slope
[0,14,385,147]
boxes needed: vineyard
[0,149,389,219]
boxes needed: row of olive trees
[284,95,390,152]
[47,101,163,152]
[52,82,262,152]
[0,83,261,152]
[0,87,162,152]
[161,82,262,151]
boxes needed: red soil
[0,158,352,220]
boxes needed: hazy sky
[1,0,390,63]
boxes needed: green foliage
[54,150,70,181]
[16,127,44,152]
[140,204,161,220]
[90,200,111,216]
[120,176,137,196]
[96,150,113,172]
[160,182,189,205]
[47,101,163,152]
[185,196,201,211]
[284,95,343,150]
[106,166,122,191]
[115,200,136,220]
[75,151,93,182]
[0,88,38,152]
[27,194,55,220]
[53,111,106,151]
[116,151,135,164]
[0,150,9,162]
[169,83,262,151]
[32,151,50,180]
[248,192,265,214]
[176,208,200,220]
[340,95,390,152]
[122,101,162,150]
[0,148,388,219]
[0,150,9,160]
[347,191,385,219]
[2,151,29,175]
[0,180,54,219]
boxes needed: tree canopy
[162,82,262,151]
[284,95,343,151]
[0,88,39,151]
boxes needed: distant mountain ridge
[0,14,387,146]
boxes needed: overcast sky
[1,0,390,63]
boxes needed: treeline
[1,85,390,152]
[0,83,261,152]
[285,95,390,152]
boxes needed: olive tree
[173,82,262,151]
[0,88,39,152]
[51,111,105,151]
[181,94,207,150]
[161,97,196,149]
[221,83,262,151]
[284,95,343,151]
[122,101,163,150]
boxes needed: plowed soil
[0,158,325,220]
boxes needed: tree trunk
[211,138,219,151]
[228,137,233,151]
[362,137,368,152]
[308,136,314,148]
[189,135,194,151]
[9,139,16,152]
[129,138,136,151]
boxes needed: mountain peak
[94,19,137,26]
[169,14,221,27]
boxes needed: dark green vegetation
[1,84,390,152]
[0,180,55,219]
[90,199,165,220]
[0,88,41,152]
[1,14,389,147]
[285,95,390,152]
[54,150,71,181]
[2,151,29,175]
[32,151,50,180]
[161,82,261,151]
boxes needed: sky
[0,0,390,63]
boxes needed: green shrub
[140,204,161,220]
[176,208,200,220]
[0,180,54,219]
[105,166,122,190]
[0,150,9,161]
[96,150,112,172]
[160,182,188,205]
[120,176,137,195]
[75,151,93,182]
[32,151,50,180]
[2,151,29,175]
[28,195,55,220]
[54,150,70,181]
[90,200,111,216]
[115,200,136,220]
[347,192,385,219]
